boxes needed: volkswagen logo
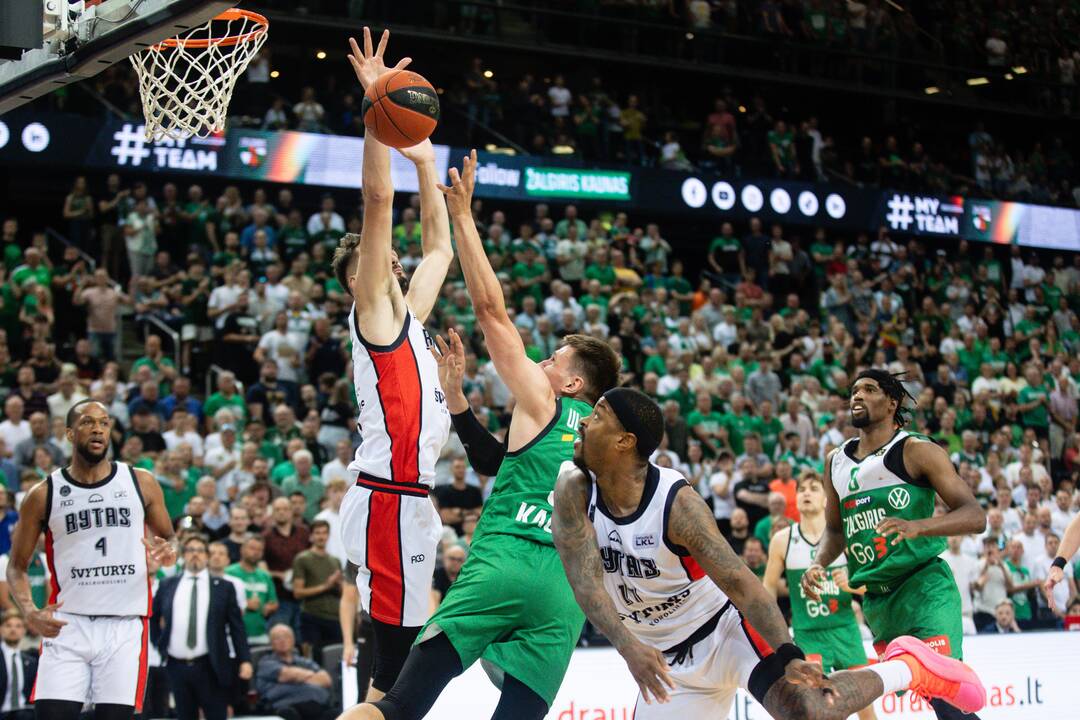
[887,487,910,510]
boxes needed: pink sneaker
[882,636,986,714]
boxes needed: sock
[868,659,914,695]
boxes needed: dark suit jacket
[0,648,37,706]
[151,573,251,688]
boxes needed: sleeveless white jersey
[785,525,848,573]
[347,304,450,487]
[588,463,729,648]
[45,462,150,617]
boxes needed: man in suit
[979,600,1022,634]
[151,535,253,720]
[0,611,35,720]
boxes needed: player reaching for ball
[552,388,987,720]
[341,152,619,720]
[763,472,877,720]
[802,369,988,720]
[331,27,453,702]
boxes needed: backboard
[0,0,234,115]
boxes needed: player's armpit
[666,486,792,651]
[551,463,635,651]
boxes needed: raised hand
[398,138,436,166]
[436,149,477,217]
[347,27,412,91]
[433,328,465,395]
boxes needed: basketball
[362,69,440,148]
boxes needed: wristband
[748,642,806,704]
[1051,556,1067,570]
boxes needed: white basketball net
[129,10,268,142]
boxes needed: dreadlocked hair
[853,368,916,428]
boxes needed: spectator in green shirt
[584,247,617,294]
[750,399,784,458]
[753,492,790,552]
[157,449,198,519]
[1002,539,1038,628]
[1017,365,1051,439]
[10,247,52,291]
[510,243,549,305]
[226,534,280,644]
[280,450,325,523]
[203,371,247,432]
[687,392,726,457]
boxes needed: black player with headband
[553,388,985,719]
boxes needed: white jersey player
[553,388,987,720]
[331,28,453,699]
[6,400,176,720]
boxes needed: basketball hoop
[129,8,268,141]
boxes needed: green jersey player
[802,369,988,720]
[764,471,877,720]
[345,150,620,720]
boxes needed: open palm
[347,27,411,91]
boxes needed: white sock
[867,660,914,695]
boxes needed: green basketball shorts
[418,533,584,706]
[861,557,965,660]
[793,623,869,672]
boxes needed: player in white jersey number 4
[552,389,986,719]
[330,27,453,703]
[6,400,178,720]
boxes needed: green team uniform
[831,430,963,659]
[784,526,868,672]
[419,397,591,705]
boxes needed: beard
[397,273,410,293]
[75,441,108,465]
[850,410,871,428]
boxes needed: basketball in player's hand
[363,70,440,148]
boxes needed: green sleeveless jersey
[829,430,947,590]
[473,397,592,547]
[784,525,855,631]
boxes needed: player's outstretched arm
[435,331,506,475]
[875,439,985,544]
[1044,512,1080,611]
[347,28,411,312]
[401,140,453,323]
[439,151,554,422]
[804,450,845,602]
[552,463,674,704]
[762,525,791,598]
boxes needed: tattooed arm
[666,484,792,650]
[552,464,673,704]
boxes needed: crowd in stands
[0,165,1079,709]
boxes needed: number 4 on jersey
[95,537,107,556]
